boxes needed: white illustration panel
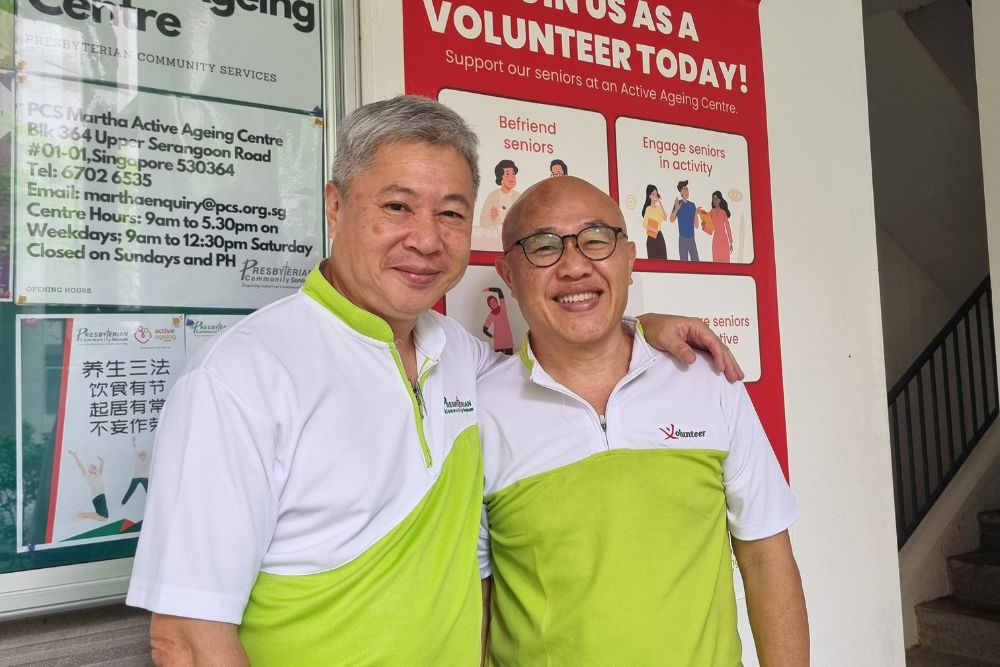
[616,117,753,264]
[440,89,609,252]
[445,264,529,357]
[628,272,760,382]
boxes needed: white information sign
[16,313,185,552]
[16,0,321,110]
[0,70,11,301]
[14,75,323,307]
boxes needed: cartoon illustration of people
[482,287,514,355]
[706,190,735,263]
[122,436,151,505]
[549,159,568,177]
[68,449,108,522]
[669,179,706,262]
[479,159,521,233]
[641,184,668,260]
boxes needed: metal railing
[889,277,999,548]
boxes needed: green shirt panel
[239,427,483,666]
[485,448,740,667]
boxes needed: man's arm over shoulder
[732,531,809,667]
[149,614,249,667]
[635,313,743,381]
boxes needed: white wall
[761,1,906,665]
[361,1,907,664]
[975,2,1000,351]
[877,231,956,383]
[865,8,989,385]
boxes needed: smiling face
[501,167,517,192]
[496,177,636,356]
[712,192,720,208]
[324,140,475,334]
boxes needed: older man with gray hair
[127,96,739,665]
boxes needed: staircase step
[981,510,1000,553]
[949,550,1000,606]
[916,596,1000,662]
[906,646,1000,666]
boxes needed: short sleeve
[126,368,278,624]
[721,381,800,541]
[445,316,506,379]
[478,504,492,578]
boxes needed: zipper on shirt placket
[390,344,436,468]
[531,378,611,450]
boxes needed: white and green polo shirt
[127,265,492,665]
[477,323,799,666]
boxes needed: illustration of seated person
[549,159,568,177]
[641,184,668,260]
[482,286,514,355]
[478,160,521,239]
[68,449,108,522]
[122,436,151,505]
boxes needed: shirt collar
[517,317,657,384]
[301,263,445,359]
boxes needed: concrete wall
[877,230,956,383]
[975,2,1000,335]
[865,7,989,386]
[760,2,906,664]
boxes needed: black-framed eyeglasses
[503,225,625,268]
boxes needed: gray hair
[331,95,480,194]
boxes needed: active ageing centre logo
[659,424,707,440]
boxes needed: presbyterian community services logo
[443,395,474,414]
[239,259,309,289]
[659,424,707,440]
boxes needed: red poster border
[404,0,788,476]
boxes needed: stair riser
[916,606,1000,662]
[980,513,1000,554]
[948,559,1000,606]
[981,528,1000,554]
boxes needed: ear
[325,181,342,240]
[626,240,637,285]
[494,255,517,299]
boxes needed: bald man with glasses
[477,176,809,666]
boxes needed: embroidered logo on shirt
[659,424,706,439]
[443,396,474,414]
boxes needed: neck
[320,259,419,376]
[531,325,634,415]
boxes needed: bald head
[494,175,636,359]
[502,176,626,248]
